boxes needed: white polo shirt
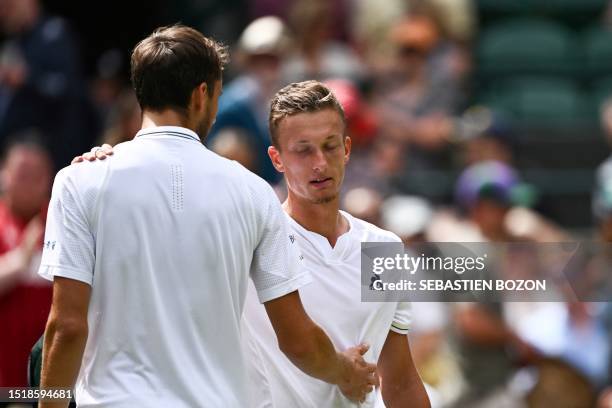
[243,211,411,408]
[38,126,310,408]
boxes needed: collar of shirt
[285,210,355,263]
[135,126,201,143]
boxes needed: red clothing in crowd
[0,200,51,387]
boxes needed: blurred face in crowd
[247,54,281,88]
[391,17,438,78]
[470,199,510,241]
[269,108,350,205]
[600,217,612,243]
[600,100,612,147]
[342,187,382,225]
[0,0,38,34]
[210,128,257,172]
[290,0,332,50]
[397,45,428,78]
[1,145,51,220]
[462,137,512,166]
[371,137,404,176]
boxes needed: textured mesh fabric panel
[170,164,184,212]
[247,178,304,297]
[39,169,96,284]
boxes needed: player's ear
[268,145,284,173]
[344,136,351,164]
[191,82,208,112]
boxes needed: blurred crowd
[1,0,612,407]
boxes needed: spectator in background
[351,0,475,75]
[425,0,476,45]
[249,0,351,41]
[209,127,258,173]
[455,106,515,166]
[593,151,612,396]
[350,0,408,74]
[600,98,612,149]
[590,131,612,408]
[282,0,365,84]
[207,16,289,183]
[341,187,383,226]
[0,133,52,389]
[426,161,539,407]
[100,89,141,146]
[90,49,129,126]
[381,195,433,244]
[453,161,525,241]
[501,158,612,408]
[342,136,406,196]
[453,107,569,242]
[593,157,612,407]
[372,12,468,200]
[0,0,98,169]
[374,14,458,151]
[406,1,473,95]
[596,99,612,243]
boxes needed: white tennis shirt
[38,126,310,408]
[243,210,411,408]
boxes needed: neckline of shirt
[135,126,201,142]
[286,210,355,261]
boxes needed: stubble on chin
[311,193,338,205]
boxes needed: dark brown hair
[269,80,346,147]
[130,24,229,113]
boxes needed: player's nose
[312,149,327,172]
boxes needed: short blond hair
[268,80,346,147]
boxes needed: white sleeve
[249,181,311,303]
[390,302,411,334]
[38,169,95,286]
[383,232,411,334]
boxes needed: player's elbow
[46,315,88,341]
[278,323,328,365]
[278,335,319,363]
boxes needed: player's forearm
[379,331,430,408]
[382,378,430,408]
[280,324,347,385]
[39,317,88,408]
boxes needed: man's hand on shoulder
[71,144,114,164]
